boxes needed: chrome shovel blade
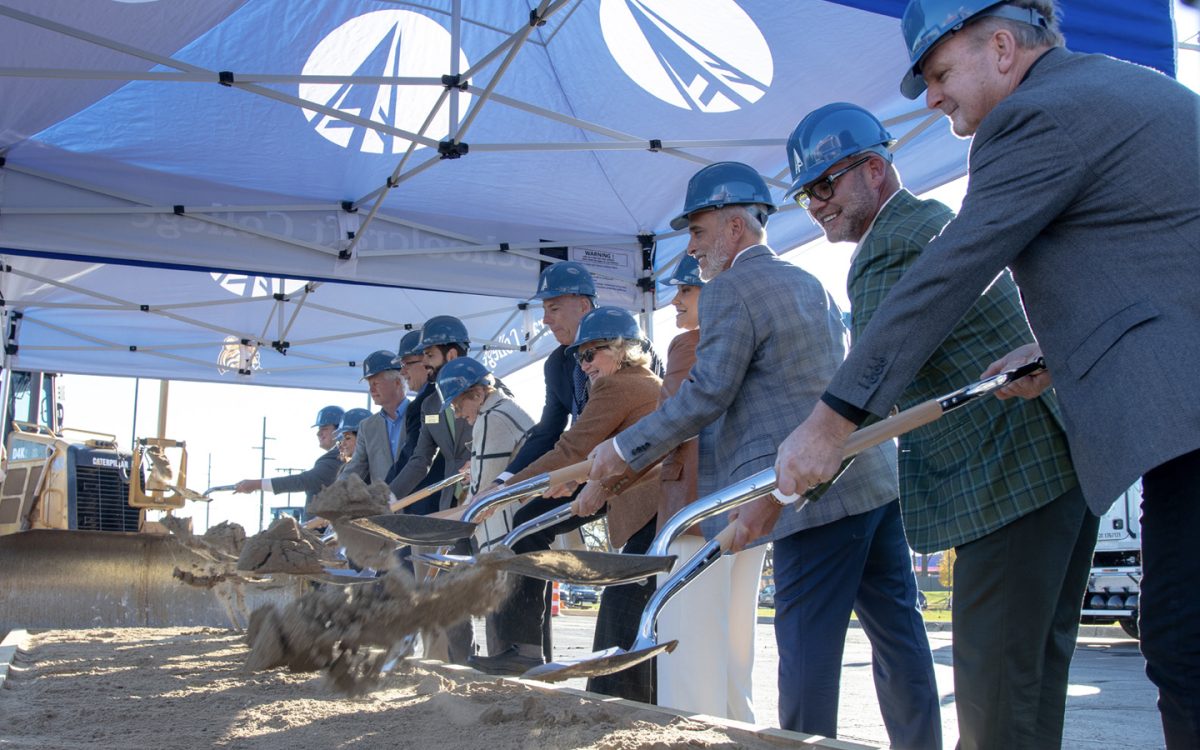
[521,640,678,682]
[412,549,676,586]
[350,513,478,546]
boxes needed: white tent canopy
[0,0,1182,391]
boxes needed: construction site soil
[0,627,800,749]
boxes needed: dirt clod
[237,516,326,574]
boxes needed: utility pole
[206,452,212,531]
[130,377,139,453]
[252,417,275,532]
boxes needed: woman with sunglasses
[504,305,663,703]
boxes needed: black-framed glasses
[574,344,611,365]
[793,155,872,209]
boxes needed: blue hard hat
[784,103,895,202]
[312,405,345,428]
[419,315,471,351]
[335,407,371,438]
[361,350,401,380]
[666,253,704,287]
[435,357,492,406]
[391,329,424,363]
[900,0,1051,99]
[534,261,597,300]
[565,306,643,359]
[670,162,777,231]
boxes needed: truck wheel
[1119,617,1139,640]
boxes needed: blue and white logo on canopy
[599,0,773,113]
[300,10,472,153]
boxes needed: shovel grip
[546,459,593,489]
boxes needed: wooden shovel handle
[841,400,944,459]
[547,459,593,488]
[389,471,468,513]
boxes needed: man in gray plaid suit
[589,162,940,748]
[786,102,1096,749]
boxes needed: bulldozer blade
[0,529,294,632]
[521,640,678,683]
[413,549,677,587]
[350,513,478,547]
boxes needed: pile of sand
[306,474,391,522]
[237,516,326,575]
[246,548,516,695]
[0,627,806,750]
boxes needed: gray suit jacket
[271,447,341,505]
[388,387,472,511]
[341,407,405,485]
[616,245,898,541]
[826,48,1200,513]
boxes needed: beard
[698,232,736,282]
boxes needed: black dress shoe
[468,646,544,676]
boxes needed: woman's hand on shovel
[570,483,610,517]
[726,496,783,553]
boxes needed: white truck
[1080,481,1142,638]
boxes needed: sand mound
[306,474,391,522]
[246,548,516,694]
[237,516,327,575]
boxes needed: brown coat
[509,364,662,548]
[657,330,702,535]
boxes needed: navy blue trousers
[773,499,941,750]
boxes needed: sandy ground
[0,627,817,750]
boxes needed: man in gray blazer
[388,316,473,511]
[590,162,940,748]
[775,2,1200,746]
[234,404,344,506]
[342,350,409,485]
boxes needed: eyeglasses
[793,155,872,209]
[574,344,611,365]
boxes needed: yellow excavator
[0,371,283,633]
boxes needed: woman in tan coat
[504,306,662,703]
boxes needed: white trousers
[655,535,766,723]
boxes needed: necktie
[571,363,589,417]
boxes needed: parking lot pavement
[513,615,1164,749]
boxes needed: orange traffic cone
[551,581,561,617]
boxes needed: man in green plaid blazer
[785,103,1099,750]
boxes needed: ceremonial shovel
[418,501,677,586]
[522,359,1046,682]
[349,464,587,546]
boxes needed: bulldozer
[0,370,287,634]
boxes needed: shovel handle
[841,400,945,458]
[546,459,593,489]
[389,471,467,513]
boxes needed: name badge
[424,414,440,424]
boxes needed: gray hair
[377,369,405,384]
[969,0,1064,50]
[720,205,768,242]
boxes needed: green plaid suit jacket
[848,190,1078,552]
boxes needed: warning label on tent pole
[570,246,640,309]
